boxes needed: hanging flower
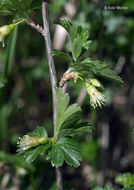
[0,24,15,47]
[85,81,106,108]
[0,19,25,47]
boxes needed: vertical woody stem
[56,166,63,190]
[42,0,57,130]
[42,1,63,190]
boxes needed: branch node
[26,20,45,36]
[59,71,78,88]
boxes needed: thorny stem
[42,1,63,190]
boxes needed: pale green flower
[0,24,15,47]
[0,19,25,47]
[17,135,49,151]
[85,81,106,108]
[17,135,40,151]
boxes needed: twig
[42,1,62,190]
[26,20,45,36]
[59,70,78,88]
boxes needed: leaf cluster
[0,0,41,17]
[72,58,123,83]
[53,19,123,84]
[55,19,90,61]
[17,88,92,167]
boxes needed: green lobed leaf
[51,144,64,167]
[71,58,123,84]
[59,121,93,138]
[58,129,75,138]
[45,149,52,161]
[45,138,82,167]
[75,124,93,133]
[55,19,72,35]
[96,68,123,84]
[53,50,73,63]
[24,143,50,163]
[55,87,81,138]
[0,0,41,16]
[59,111,81,130]
[72,35,83,61]
[83,40,92,50]
[24,148,39,163]
[27,126,48,138]
[58,138,82,167]
[55,19,90,60]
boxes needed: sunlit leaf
[58,138,82,167]
[27,126,48,138]
[51,144,64,167]
[55,87,81,138]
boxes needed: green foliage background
[0,0,134,189]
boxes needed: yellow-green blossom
[0,19,25,47]
[0,24,15,47]
[85,81,106,108]
[17,135,48,151]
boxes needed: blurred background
[0,0,134,189]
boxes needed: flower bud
[0,19,25,47]
[17,135,40,151]
[17,135,49,151]
[39,136,49,144]
[85,81,106,108]
[0,24,16,47]
[89,78,104,90]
